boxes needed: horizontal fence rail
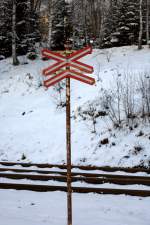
[0,161,150,197]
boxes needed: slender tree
[51,0,65,50]
[138,0,143,49]
[0,0,12,57]
[146,0,150,44]
[12,0,19,65]
[48,0,53,48]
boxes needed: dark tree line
[0,0,150,63]
[0,0,40,60]
[70,0,150,48]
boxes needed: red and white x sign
[44,69,95,87]
[42,46,93,75]
[42,46,95,87]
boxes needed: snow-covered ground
[0,190,149,225]
[0,45,150,167]
[0,46,150,225]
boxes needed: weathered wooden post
[42,43,95,225]
[64,40,73,225]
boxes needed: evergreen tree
[0,0,40,57]
[102,0,120,47]
[0,0,12,57]
[51,0,65,50]
[71,0,88,48]
[103,0,140,47]
[12,0,19,65]
[16,0,40,55]
[117,0,139,46]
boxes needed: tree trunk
[34,0,42,12]
[138,0,143,50]
[146,0,150,44]
[12,0,19,65]
[48,0,53,49]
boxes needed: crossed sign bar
[42,46,94,76]
[44,69,95,87]
[42,46,95,87]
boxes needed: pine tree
[0,0,12,57]
[16,0,40,55]
[71,0,86,48]
[146,0,150,44]
[142,0,150,45]
[0,0,40,57]
[12,0,19,65]
[50,0,65,50]
[103,0,140,47]
[117,0,139,46]
[138,0,143,49]
[103,0,120,47]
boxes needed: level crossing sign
[42,46,95,86]
[42,44,95,225]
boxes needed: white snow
[0,45,150,167]
[0,45,150,224]
[0,189,149,225]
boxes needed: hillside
[0,45,150,167]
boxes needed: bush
[21,153,26,160]
[100,138,109,145]
[0,55,5,61]
[101,73,135,128]
[131,145,143,155]
[27,52,38,60]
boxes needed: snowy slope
[0,45,150,167]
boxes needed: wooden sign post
[42,43,95,225]
[65,41,72,225]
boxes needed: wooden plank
[0,182,150,197]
